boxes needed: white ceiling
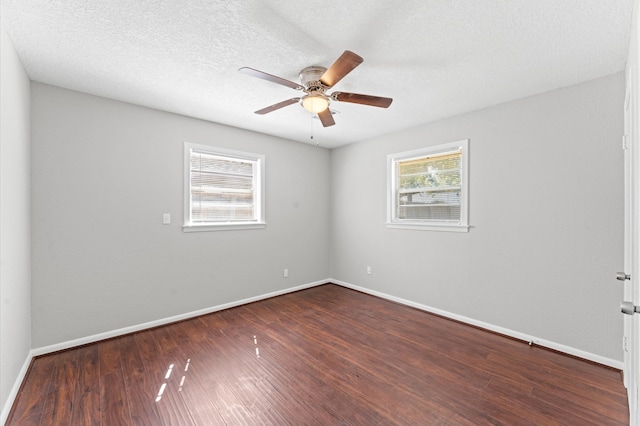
[0,0,634,148]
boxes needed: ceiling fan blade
[333,92,393,108]
[255,98,301,115]
[320,50,363,88]
[317,108,335,127]
[239,67,303,90]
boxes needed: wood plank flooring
[7,284,629,425]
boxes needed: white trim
[23,277,622,399]
[1,350,34,425]
[183,222,266,232]
[330,279,623,370]
[387,139,470,232]
[386,223,469,232]
[32,280,326,357]
[183,142,266,232]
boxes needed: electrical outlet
[284,268,289,278]
[367,266,372,275]
[163,213,171,224]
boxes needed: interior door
[623,64,639,425]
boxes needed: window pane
[396,150,462,222]
[191,155,253,176]
[387,140,468,231]
[190,151,256,222]
[399,205,461,220]
[191,172,253,191]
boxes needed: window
[184,143,265,232]
[387,139,469,232]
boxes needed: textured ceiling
[0,0,634,148]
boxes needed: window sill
[183,222,267,232]
[386,222,469,233]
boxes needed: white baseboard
[32,279,327,357]
[1,349,34,425]
[28,277,622,384]
[6,278,622,423]
[330,279,624,370]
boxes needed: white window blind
[190,151,256,222]
[184,143,265,232]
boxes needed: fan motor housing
[299,66,327,90]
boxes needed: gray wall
[0,23,31,420]
[331,73,625,361]
[20,66,629,370]
[30,83,331,348]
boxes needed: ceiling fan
[239,50,392,127]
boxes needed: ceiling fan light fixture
[240,50,392,128]
[302,94,329,113]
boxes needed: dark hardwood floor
[7,284,629,425]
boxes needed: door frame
[625,2,640,423]
[625,61,639,424]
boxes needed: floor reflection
[156,358,191,402]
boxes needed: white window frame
[183,142,266,232]
[387,139,469,232]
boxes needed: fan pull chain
[310,115,318,146]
